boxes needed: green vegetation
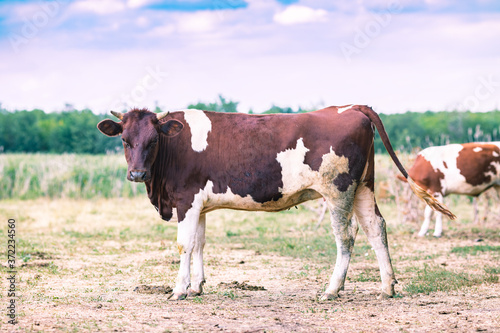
[1,97,498,154]
[451,245,500,257]
[0,153,145,199]
[403,264,498,295]
[0,108,120,153]
[188,95,240,113]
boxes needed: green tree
[188,95,239,113]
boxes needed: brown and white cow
[97,105,454,301]
[399,142,500,237]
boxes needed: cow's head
[97,109,184,182]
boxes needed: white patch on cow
[337,105,353,114]
[419,144,463,173]
[200,181,260,212]
[490,142,500,158]
[419,144,469,195]
[182,109,212,152]
[276,138,313,194]
[473,147,482,152]
[276,138,351,199]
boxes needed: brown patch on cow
[407,155,445,194]
[443,161,448,169]
[332,172,353,191]
[457,143,500,187]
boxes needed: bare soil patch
[0,198,499,332]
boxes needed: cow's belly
[443,178,493,197]
[201,181,322,214]
[445,183,494,196]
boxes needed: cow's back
[202,107,374,171]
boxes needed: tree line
[0,97,498,154]
[376,110,500,153]
[0,108,121,154]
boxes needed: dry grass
[0,194,499,332]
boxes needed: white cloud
[273,5,328,25]
[71,0,126,15]
[176,11,220,34]
[127,0,157,9]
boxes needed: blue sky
[1,0,499,113]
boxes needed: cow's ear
[97,119,122,137]
[160,119,184,137]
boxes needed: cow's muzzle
[129,170,149,182]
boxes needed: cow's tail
[351,105,456,220]
[396,174,407,183]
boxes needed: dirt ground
[1,198,499,332]
[6,241,500,332]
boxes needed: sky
[0,0,499,114]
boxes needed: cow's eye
[149,139,158,147]
[122,139,131,148]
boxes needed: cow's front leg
[170,208,202,301]
[188,214,206,296]
[321,202,357,300]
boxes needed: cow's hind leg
[353,184,396,297]
[433,212,444,237]
[473,197,479,224]
[418,205,434,237]
[432,194,444,237]
[170,208,203,300]
[321,191,358,300]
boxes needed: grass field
[0,154,146,199]
[1,154,499,332]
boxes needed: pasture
[1,154,499,332]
